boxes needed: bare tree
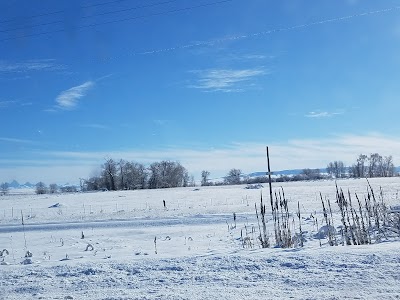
[350,154,367,178]
[35,182,47,194]
[327,161,346,178]
[337,161,346,178]
[301,168,322,180]
[124,162,147,189]
[148,162,161,189]
[383,155,395,177]
[49,183,58,194]
[224,169,242,185]
[60,185,78,193]
[349,164,357,178]
[356,154,368,178]
[85,159,190,191]
[183,170,190,187]
[102,158,117,191]
[368,153,382,177]
[349,153,395,178]
[148,161,188,189]
[85,176,104,191]
[79,178,85,191]
[1,182,9,195]
[189,175,196,187]
[326,163,334,177]
[201,170,210,186]
[118,159,127,190]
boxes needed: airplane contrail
[127,5,400,57]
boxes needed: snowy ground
[1,178,400,299]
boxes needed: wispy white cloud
[55,81,95,110]
[0,75,31,81]
[0,59,65,73]
[217,53,273,62]
[96,73,113,82]
[305,110,344,118]
[0,100,17,108]
[153,119,169,126]
[0,100,33,109]
[80,123,109,130]
[244,54,268,59]
[0,137,34,144]
[2,133,399,183]
[30,132,399,180]
[189,68,267,92]
[43,108,57,113]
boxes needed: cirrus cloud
[0,59,65,73]
[55,81,94,110]
[2,133,399,184]
[189,68,267,92]
[306,110,344,118]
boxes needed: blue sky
[1,0,400,184]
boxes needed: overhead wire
[81,0,130,9]
[0,0,131,24]
[0,9,64,24]
[0,0,180,33]
[126,5,400,56]
[82,0,179,19]
[1,2,398,60]
[0,0,234,42]
[73,4,400,63]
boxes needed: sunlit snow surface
[1,178,400,299]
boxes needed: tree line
[0,159,194,195]
[327,153,396,179]
[1,152,397,195]
[200,152,397,186]
[200,167,325,186]
[83,158,194,192]
[80,153,397,190]
[33,182,78,195]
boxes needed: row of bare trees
[327,153,396,179]
[350,153,396,178]
[84,158,194,191]
[201,153,396,187]
[201,169,243,186]
[0,182,9,195]
[1,181,70,195]
[34,182,77,194]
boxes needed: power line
[81,0,129,9]
[82,5,400,63]
[0,0,180,33]
[0,9,63,24]
[125,5,400,56]
[0,0,130,24]
[82,0,179,19]
[0,0,234,42]
[0,20,63,34]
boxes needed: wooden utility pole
[266,146,274,208]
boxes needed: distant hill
[2,180,35,188]
[1,180,61,189]
[247,169,304,178]
[8,180,20,188]
[4,167,400,188]
[21,182,36,188]
[248,166,400,178]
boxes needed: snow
[314,224,336,239]
[1,177,400,299]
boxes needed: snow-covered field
[1,178,400,299]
